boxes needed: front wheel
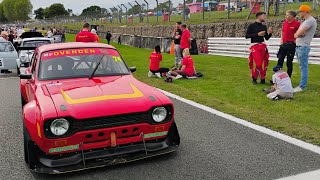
[23,124,37,169]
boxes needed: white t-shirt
[47,31,53,38]
[272,71,293,93]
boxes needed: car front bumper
[29,122,180,174]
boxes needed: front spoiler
[30,122,180,174]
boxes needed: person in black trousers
[277,10,301,78]
[106,31,112,44]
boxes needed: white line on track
[159,89,320,155]
[276,169,320,180]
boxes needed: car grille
[72,112,148,131]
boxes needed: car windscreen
[0,42,14,52]
[23,40,51,47]
[38,48,130,80]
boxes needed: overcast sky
[29,0,172,14]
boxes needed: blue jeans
[296,46,310,89]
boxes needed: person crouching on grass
[148,45,169,78]
[264,65,294,101]
[170,48,196,79]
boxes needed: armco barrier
[208,37,320,64]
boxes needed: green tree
[34,8,44,19]
[81,5,101,16]
[44,3,69,19]
[2,0,16,21]
[0,3,8,22]
[14,0,32,21]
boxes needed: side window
[31,51,38,73]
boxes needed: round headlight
[152,107,168,122]
[50,118,69,136]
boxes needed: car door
[0,42,18,70]
[25,51,38,102]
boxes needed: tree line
[0,0,33,22]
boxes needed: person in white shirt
[266,65,294,100]
[46,29,53,38]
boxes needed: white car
[0,41,18,72]
[16,37,53,74]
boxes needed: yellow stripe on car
[61,83,144,104]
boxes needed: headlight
[50,118,69,136]
[152,107,168,122]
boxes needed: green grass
[57,2,318,29]
[66,34,320,145]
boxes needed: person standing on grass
[148,45,169,78]
[266,65,294,101]
[172,22,182,67]
[245,11,272,84]
[180,24,191,58]
[277,10,300,78]
[106,31,112,44]
[293,5,317,92]
[75,23,97,43]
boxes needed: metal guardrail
[208,38,320,64]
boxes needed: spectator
[118,35,122,45]
[180,24,191,56]
[184,7,190,20]
[8,31,14,44]
[277,10,300,78]
[76,23,97,43]
[148,45,169,78]
[91,29,100,42]
[106,31,112,44]
[170,48,196,79]
[266,65,294,100]
[293,5,317,92]
[172,22,182,67]
[245,11,272,84]
[46,28,53,38]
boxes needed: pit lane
[1,74,320,180]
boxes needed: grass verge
[66,33,320,145]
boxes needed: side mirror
[20,62,30,68]
[20,74,32,79]
[129,67,136,73]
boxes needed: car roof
[22,37,52,42]
[37,42,116,54]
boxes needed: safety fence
[208,37,320,64]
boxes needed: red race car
[20,43,180,174]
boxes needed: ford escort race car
[20,43,180,174]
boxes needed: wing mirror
[129,67,136,73]
[20,74,32,79]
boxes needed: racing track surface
[1,74,320,180]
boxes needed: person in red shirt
[170,48,196,79]
[75,23,98,43]
[277,10,301,77]
[148,45,169,78]
[180,24,191,56]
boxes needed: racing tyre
[21,94,26,107]
[23,125,37,169]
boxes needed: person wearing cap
[245,12,272,85]
[90,29,100,42]
[277,10,301,78]
[265,65,294,100]
[293,5,317,92]
[75,23,98,43]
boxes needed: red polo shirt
[182,55,195,77]
[282,19,300,43]
[180,29,191,49]
[149,52,162,71]
[76,30,97,42]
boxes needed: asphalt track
[1,74,320,180]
